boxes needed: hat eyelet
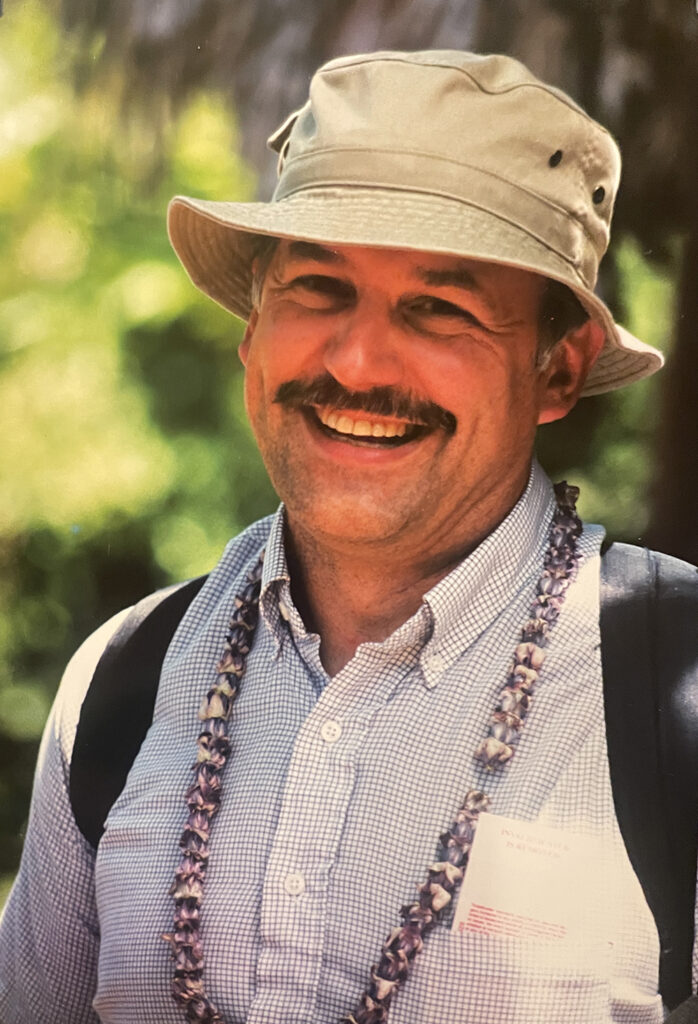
[548,150,563,167]
[592,186,606,204]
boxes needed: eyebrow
[286,240,344,264]
[417,264,483,293]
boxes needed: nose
[322,303,404,392]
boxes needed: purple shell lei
[163,482,583,1023]
[161,559,263,1024]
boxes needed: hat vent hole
[548,150,563,167]
[593,186,606,204]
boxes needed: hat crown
[269,50,621,289]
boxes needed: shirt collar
[419,459,555,685]
[258,506,294,650]
[260,504,291,593]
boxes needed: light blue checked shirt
[0,463,669,1023]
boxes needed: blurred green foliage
[0,0,277,885]
[538,234,676,540]
[0,0,678,892]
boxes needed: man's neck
[284,498,523,677]
[286,538,464,677]
[279,460,538,676]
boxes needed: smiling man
[2,49,696,1024]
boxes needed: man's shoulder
[67,512,277,848]
[599,540,697,796]
[599,542,697,670]
[600,539,698,573]
[50,608,135,764]
[599,542,698,1011]
[60,512,277,732]
[77,512,276,664]
[600,541,697,600]
[102,510,277,660]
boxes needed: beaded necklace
[162,481,583,1024]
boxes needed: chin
[284,488,431,547]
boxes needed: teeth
[335,415,355,434]
[353,420,372,436]
[316,407,412,438]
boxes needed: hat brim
[168,188,663,397]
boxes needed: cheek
[242,339,298,449]
[442,351,540,450]
[242,367,258,426]
[420,347,525,421]
[244,314,322,393]
[241,346,271,437]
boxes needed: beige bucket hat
[168,50,664,396]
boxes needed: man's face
[239,241,591,558]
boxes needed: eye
[405,296,483,332]
[287,274,354,309]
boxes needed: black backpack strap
[667,996,698,1024]
[600,542,698,1012]
[69,574,208,849]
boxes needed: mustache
[274,375,457,435]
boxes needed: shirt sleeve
[0,609,130,1024]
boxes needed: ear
[238,307,258,367]
[536,319,605,425]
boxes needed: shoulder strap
[600,542,698,1012]
[69,574,208,850]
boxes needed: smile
[311,405,428,446]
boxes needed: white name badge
[453,813,603,943]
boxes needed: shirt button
[320,719,342,744]
[283,872,305,897]
[427,652,446,673]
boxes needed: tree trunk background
[60,0,698,562]
[645,48,698,566]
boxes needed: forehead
[269,239,545,316]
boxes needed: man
[0,49,693,1024]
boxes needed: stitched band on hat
[274,148,604,289]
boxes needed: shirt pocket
[388,926,612,1024]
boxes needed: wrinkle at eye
[298,275,354,299]
[403,297,485,333]
[281,275,355,308]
